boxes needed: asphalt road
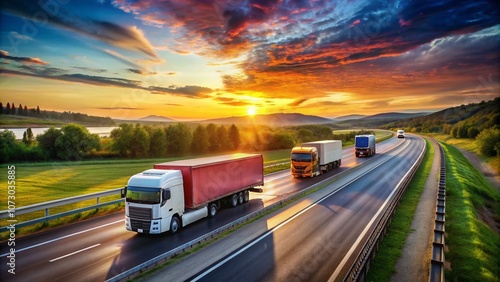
[187,135,425,282]
[0,136,407,282]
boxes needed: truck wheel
[230,194,239,207]
[208,203,218,218]
[238,192,244,205]
[170,216,181,234]
[243,190,250,203]
[356,153,359,158]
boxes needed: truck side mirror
[163,189,171,200]
[121,187,127,198]
[161,189,171,206]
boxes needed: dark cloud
[126,68,157,75]
[148,85,213,98]
[0,67,213,98]
[95,107,145,110]
[72,67,108,73]
[213,96,253,107]
[2,0,157,59]
[0,50,47,65]
[289,99,308,107]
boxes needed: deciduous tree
[229,124,241,150]
[22,128,35,146]
[36,127,63,159]
[192,125,209,154]
[54,124,100,160]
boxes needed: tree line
[109,123,242,158]
[0,102,115,125]
[0,122,342,163]
[385,98,500,157]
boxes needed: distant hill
[331,114,366,122]
[384,97,499,134]
[139,115,175,122]
[336,112,431,128]
[201,113,333,126]
[362,112,431,120]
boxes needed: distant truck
[124,154,264,234]
[355,135,376,157]
[291,140,342,177]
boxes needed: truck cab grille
[129,206,152,220]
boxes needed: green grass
[366,138,434,281]
[0,115,68,127]
[429,133,500,175]
[441,142,499,281]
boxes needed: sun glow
[247,106,257,116]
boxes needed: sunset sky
[1,0,499,120]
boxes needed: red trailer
[154,153,264,208]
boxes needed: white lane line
[191,140,414,281]
[328,137,426,281]
[49,244,101,262]
[0,219,123,257]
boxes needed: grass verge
[365,138,434,281]
[441,142,499,281]
[429,133,500,175]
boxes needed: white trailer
[301,140,342,173]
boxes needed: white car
[397,130,405,138]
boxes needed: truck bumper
[126,217,162,234]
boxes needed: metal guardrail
[430,139,446,282]
[344,135,427,282]
[0,188,124,233]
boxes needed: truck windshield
[126,186,160,204]
[355,137,368,148]
[291,153,312,162]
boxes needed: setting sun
[247,106,257,116]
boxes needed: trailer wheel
[243,190,250,203]
[238,192,244,205]
[170,215,181,234]
[230,194,239,207]
[208,203,218,218]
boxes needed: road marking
[191,139,414,281]
[49,244,101,262]
[328,136,426,281]
[0,219,123,257]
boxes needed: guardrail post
[97,197,100,212]
[430,139,446,282]
[45,208,49,219]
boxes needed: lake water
[2,127,118,139]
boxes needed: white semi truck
[124,154,264,234]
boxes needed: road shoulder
[390,138,439,282]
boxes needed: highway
[0,136,411,282]
[187,135,425,281]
